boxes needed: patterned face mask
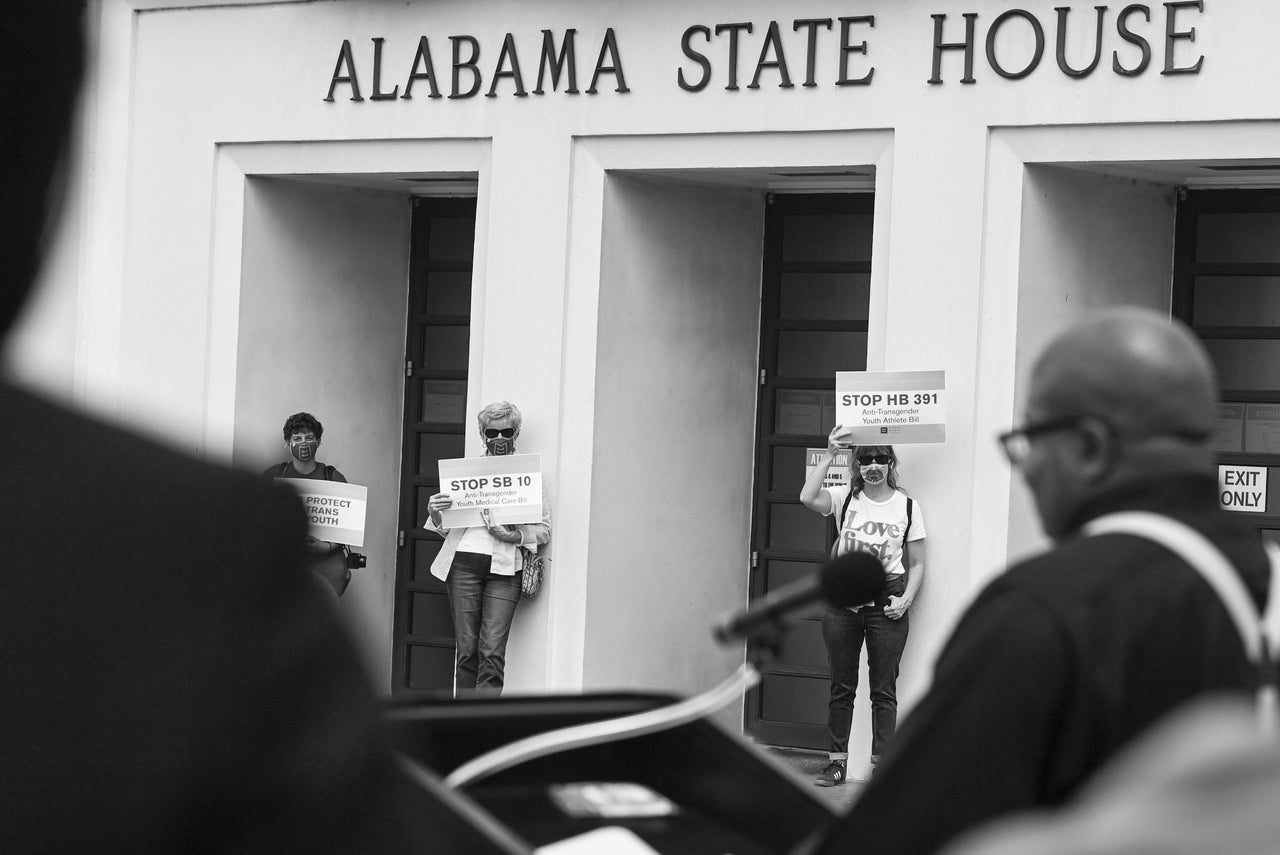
[861,463,886,483]
[484,435,515,456]
[289,440,318,462]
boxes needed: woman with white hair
[424,401,552,694]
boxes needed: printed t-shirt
[824,487,925,577]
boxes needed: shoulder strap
[829,488,857,559]
[1084,511,1280,738]
[905,497,913,542]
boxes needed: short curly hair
[282,412,323,442]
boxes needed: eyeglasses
[856,454,893,466]
[997,417,1083,466]
[484,428,516,439]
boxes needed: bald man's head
[1018,307,1218,539]
[1030,307,1217,443]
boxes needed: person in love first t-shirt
[830,487,926,583]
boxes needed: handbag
[518,546,546,598]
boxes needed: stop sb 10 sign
[438,452,543,527]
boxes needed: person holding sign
[800,436,927,787]
[263,412,353,595]
[424,401,552,694]
[813,308,1270,855]
[264,412,348,485]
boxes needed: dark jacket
[813,473,1270,855]
[0,383,443,852]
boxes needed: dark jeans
[821,604,909,758]
[446,552,521,694]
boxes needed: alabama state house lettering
[321,3,1207,102]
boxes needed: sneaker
[814,760,846,787]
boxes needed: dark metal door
[745,193,874,747]
[1174,189,1280,549]
[392,197,476,693]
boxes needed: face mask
[290,440,318,462]
[484,436,515,456]
[861,464,887,484]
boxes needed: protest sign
[438,452,543,527]
[835,370,946,444]
[275,478,368,547]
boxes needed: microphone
[444,553,885,789]
[713,552,886,644]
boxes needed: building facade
[11,0,1280,752]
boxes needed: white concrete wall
[1006,166,1177,565]
[584,174,763,726]
[232,177,411,685]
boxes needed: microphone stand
[435,634,783,790]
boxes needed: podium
[385,691,838,854]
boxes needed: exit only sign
[1219,465,1267,514]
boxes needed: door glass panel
[421,379,468,425]
[424,272,472,315]
[427,217,476,261]
[1192,277,1280,327]
[781,214,873,261]
[415,486,434,524]
[411,591,454,636]
[770,446,808,494]
[418,433,465,477]
[407,645,455,690]
[759,673,829,724]
[422,325,469,371]
[777,331,867,378]
[774,389,823,434]
[769,503,828,550]
[1202,340,1280,390]
[766,558,823,594]
[1196,213,1280,263]
[779,272,870,320]
[773,619,827,667]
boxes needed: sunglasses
[484,428,516,439]
[857,454,893,466]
